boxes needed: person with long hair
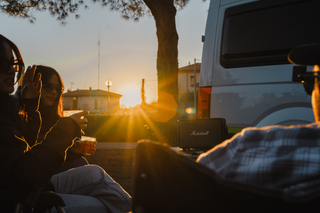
[0,34,131,213]
[33,65,90,173]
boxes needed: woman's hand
[69,110,89,130]
[70,138,82,154]
[21,65,42,99]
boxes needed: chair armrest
[37,191,66,207]
[0,190,65,208]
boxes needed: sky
[0,1,210,107]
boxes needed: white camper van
[198,0,320,134]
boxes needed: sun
[121,87,141,108]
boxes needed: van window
[220,0,320,68]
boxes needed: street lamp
[105,79,112,92]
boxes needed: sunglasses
[1,58,23,72]
[43,84,64,93]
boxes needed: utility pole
[98,33,100,90]
[105,80,112,114]
[141,79,146,105]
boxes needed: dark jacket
[0,94,80,193]
[37,114,84,163]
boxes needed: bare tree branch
[0,0,189,23]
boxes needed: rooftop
[63,89,122,97]
[179,63,201,72]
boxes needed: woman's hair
[0,34,25,85]
[34,65,65,122]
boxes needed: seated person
[33,65,91,173]
[197,44,320,201]
[0,34,131,213]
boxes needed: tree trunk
[143,0,179,146]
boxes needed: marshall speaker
[178,118,228,150]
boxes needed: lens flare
[313,65,320,72]
[185,107,194,114]
[148,91,177,122]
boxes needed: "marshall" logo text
[190,130,209,136]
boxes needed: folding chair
[0,189,66,213]
[132,142,320,213]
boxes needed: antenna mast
[98,33,100,89]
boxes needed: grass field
[85,147,136,196]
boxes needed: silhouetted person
[0,34,131,213]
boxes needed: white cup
[63,110,83,117]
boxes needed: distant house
[178,63,200,94]
[63,88,122,114]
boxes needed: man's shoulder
[230,123,320,147]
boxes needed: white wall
[63,96,120,113]
[178,71,200,94]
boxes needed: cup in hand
[80,136,97,155]
[63,110,83,117]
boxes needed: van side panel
[199,0,221,87]
[200,0,256,87]
[210,83,313,127]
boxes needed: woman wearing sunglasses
[0,34,131,213]
[33,65,90,173]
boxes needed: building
[178,63,200,94]
[63,88,122,114]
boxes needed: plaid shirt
[197,122,320,200]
